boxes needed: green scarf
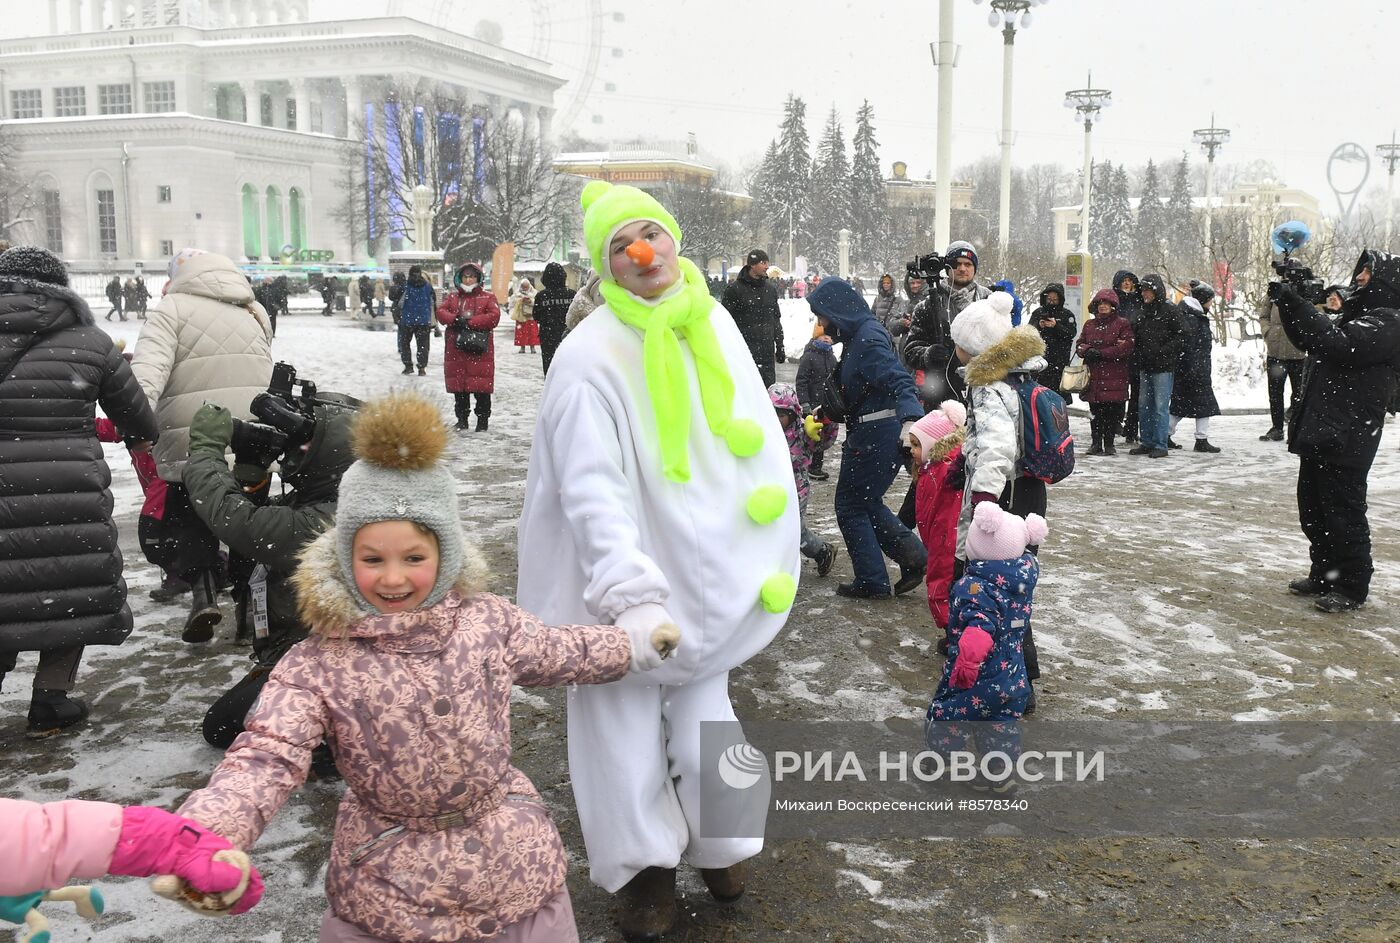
[600,257,761,482]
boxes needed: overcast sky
[6,1,1397,214]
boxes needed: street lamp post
[1193,114,1231,267]
[1378,131,1400,252]
[1063,73,1111,254]
[975,0,1047,269]
[932,0,957,251]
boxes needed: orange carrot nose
[625,239,655,267]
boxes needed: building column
[87,0,104,32]
[67,0,80,32]
[343,75,363,139]
[293,78,310,132]
[274,82,291,130]
[536,105,554,144]
[243,81,259,125]
[49,0,59,33]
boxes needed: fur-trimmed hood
[0,275,96,332]
[963,325,1046,386]
[929,426,965,463]
[293,527,489,639]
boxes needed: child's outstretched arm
[0,797,262,912]
[178,663,328,853]
[504,598,671,686]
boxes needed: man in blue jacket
[397,265,437,376]
[808,279,927,598]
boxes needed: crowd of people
[1,174,1398,940]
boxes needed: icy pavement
[2,308,1397,942]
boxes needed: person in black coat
[807,279,926,599]
[795,321,840,480]
[0,246,159,739]
[1128,274,1187,457]
[720,249,784,386]
[533,262,576,376]
[1275,250,1400,613]
[1113,270,1144,440]
[1032,281,1077,403]
[1169,281,1222,452]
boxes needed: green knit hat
[581,180,682,278]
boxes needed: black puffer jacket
[1168,299,1221,418]
[1277,255,1400,468]
[721,266,784,386]
[0,276,158,651]
[1031,282,1077,371]
[1132,274,1188,373]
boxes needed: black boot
[27,689,90,740]
[1193,438,1221,453]
[1087,430,1104,456]
[1103,434,1117,456]
[475,415,488,432]
[809,455,829,481]
[182,571,222,644]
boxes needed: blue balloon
[1271,220,1312,255]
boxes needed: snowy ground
[3,303,1398,942]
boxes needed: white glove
[614,603,681,672]
[901,420,916,447]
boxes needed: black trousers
[1297,458,1372,602]
[454,392,491,423]
[951,476,1046,680]
[0,645,84,693]
[1267,358,1304,430]
[397,325,431,368]
[162,483,222,581]
[1123,372,1140,437]
[1089,402,1127,443]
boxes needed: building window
[42,190,63,253]
[285,98,297,130]
[54,86,86,117]
[143,81,176,113]
[260,93,273,127]
[310,101,323,134]
[157,185,172,203]
[98,84,133,115]
[10,89,42,119]
[159,239,174,256]
[96,189,118,255]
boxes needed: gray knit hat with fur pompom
[335,392,465,613]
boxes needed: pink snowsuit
[177,532,632,942]
[0,798,123,895]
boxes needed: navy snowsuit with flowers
[925,553,1036,758]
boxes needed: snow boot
[1128,445,1151,456]
[1167,437,1182,450]
[401,364,414,375]
[836,582,893,600]
[1260,427,1284,441]
[1315,592,1364,613]
[1086,431,1104,456]
[894,560,927,596]
[1103,436,1118,456]
[1149,448,1169,458]
[475,415,488,433]
[26,690,90,740]
[809,454,829,480]
[616,866,677,943]
[181,571,223,644]
[1288,577,1329,596]
[1193,438,1221,453]
[700,862,748,903]
[148,574,191,603]
[417,366,427,376]
[816,542,837,577]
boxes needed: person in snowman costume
[517,182,800,940]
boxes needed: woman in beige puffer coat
[130,249,274,642]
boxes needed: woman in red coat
[436,262,502,432]
[1076,287,1136,455]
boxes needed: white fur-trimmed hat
[950,291,1016,357]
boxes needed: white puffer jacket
[130,252,274,482]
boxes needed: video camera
[906,252,949,283]
[229,362,320,469]
[1267,221,1327,305]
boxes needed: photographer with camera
[1272,249,1400,613]
[131,249,274,644]
[179,363,359,762]
[902,241,991,404]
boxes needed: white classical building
[0,0,562,271]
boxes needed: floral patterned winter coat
[178,530,631,942]
[769,382,836,513]
[926,553,1037,723]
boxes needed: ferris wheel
[380,0,612,134]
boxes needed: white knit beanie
[950,291,1016,357]
[334,392,466,613]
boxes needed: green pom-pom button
[724,419,763,457]
[760,572,797,613]
[745,485,787,525]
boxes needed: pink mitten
[949,625,994,689]
[110,807,263,912]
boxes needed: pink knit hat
[908,399,967,455]
[965,502,1049,561]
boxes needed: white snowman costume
[517,189,799,892]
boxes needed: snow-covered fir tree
[773,94,813,267]
[1165,153,1199,268]
[848,99,889,273]
[809,105,853,272]
[1135,159,1166,265]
